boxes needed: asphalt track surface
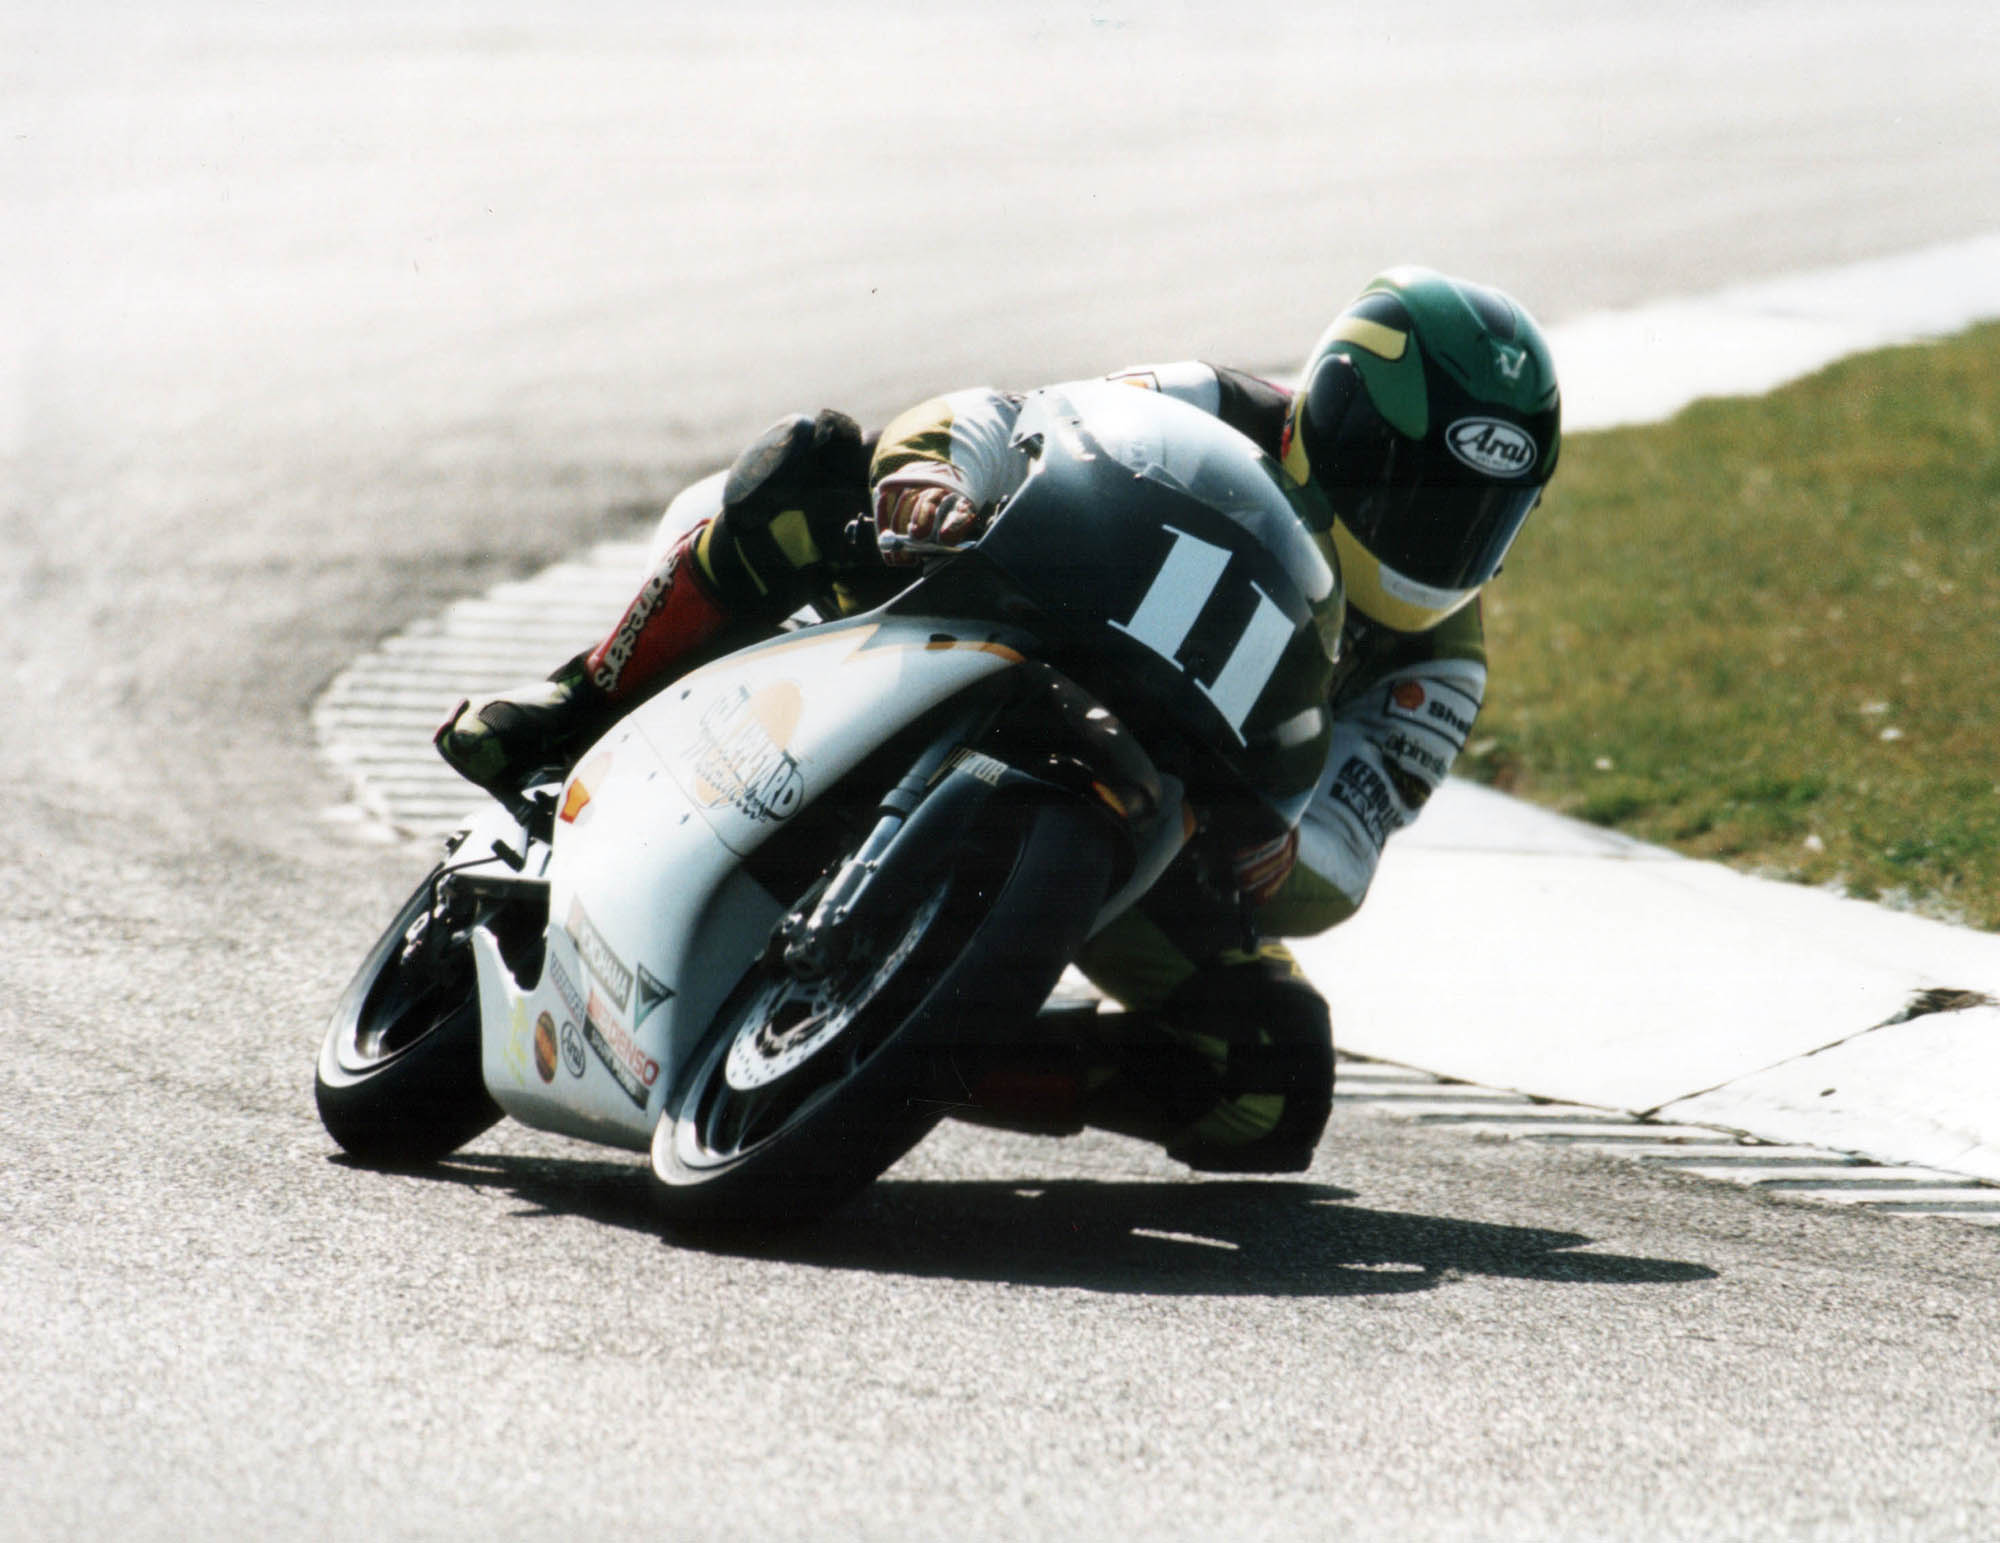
[8,5,2000,1538]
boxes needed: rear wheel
[315,870,505,1163]
[651,802,1115,1227]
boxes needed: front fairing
[474,616,1030,1149]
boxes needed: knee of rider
[707,410,873,613]
[1072,906,1201,1018]
[1251,860,1361,941]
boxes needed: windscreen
[1017,380,1338,612]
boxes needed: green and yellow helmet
[1282,268,1560,632]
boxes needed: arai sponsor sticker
[1445,416,1537,478]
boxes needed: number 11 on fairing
[1111,526,1293,740]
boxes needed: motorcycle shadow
[414,1153,1717,1299]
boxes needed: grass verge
[1463,320,2000,927]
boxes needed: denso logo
[1445,417,1536,478]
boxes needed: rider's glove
[1231,827,1300,907]
[873,469,981,566]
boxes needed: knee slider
[722,413,815,512]
[711,410,873,613]
[721,409,870,517]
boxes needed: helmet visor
[1336,476,1541,592]
[1300,355,1551,592]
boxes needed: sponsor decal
[547,951,586,1026]
[684,681,806,823]
[1445,416,1537,478]
[1328,756,1398,848]
[560,1021,587,1078]
[1494,342,1528,381]
[501,1001,534,1086]
[583,988,659,1109]
[1427,697,1475,741]
[591,559,678,693]
[944,747,1008,788]
[634,963,675,1026]
[566,897,634,1010]
[1381,729,1450,782]
[1107,369,1162,392]
[1382,759,1433,810]
[1383,675,1478,750]
[533,1011,559,1083]
[559,751,611,825]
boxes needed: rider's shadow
[413,1153,1717,1298]
[722,1178,1717,1296]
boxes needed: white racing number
[1110,526,1293,741]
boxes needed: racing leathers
[437,363,1488,1170]
[861,366,1486,1167]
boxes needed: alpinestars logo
[591,556,678,693]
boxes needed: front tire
[315,870,505,1163]
[650,802,1116,1227]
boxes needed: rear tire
[315,870,505,1164]
[650,802,1116,1227]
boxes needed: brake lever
[876,532,976,561]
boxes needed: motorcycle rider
[436,267,1561,1173]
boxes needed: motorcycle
[315,380,1344,1225]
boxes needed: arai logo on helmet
[1446,417,1537,478]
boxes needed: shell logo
[533,1012,559,1083]
[559,750,613,825]
[1392,680,1427,711]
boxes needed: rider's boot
[435,407,873,794]
[434,522,733,794]
[1079,956,1335,1173]
[948,956,1335,1174]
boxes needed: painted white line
[1786,1189,2000,1209]
[1331,1085,1543,1103]
[1672,1165,1973,1187]
[1566,1143,1855,1162]
[1403,1120,1674,1140]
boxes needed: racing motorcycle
[315,381,1344,1225]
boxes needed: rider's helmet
[1281,268,1560,632]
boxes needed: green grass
[1462,319,2000,927]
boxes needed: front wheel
[650,802,1116,1227]
[315,870,505,1164]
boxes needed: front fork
[770,680,1188,981]
[772,723,982,979]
